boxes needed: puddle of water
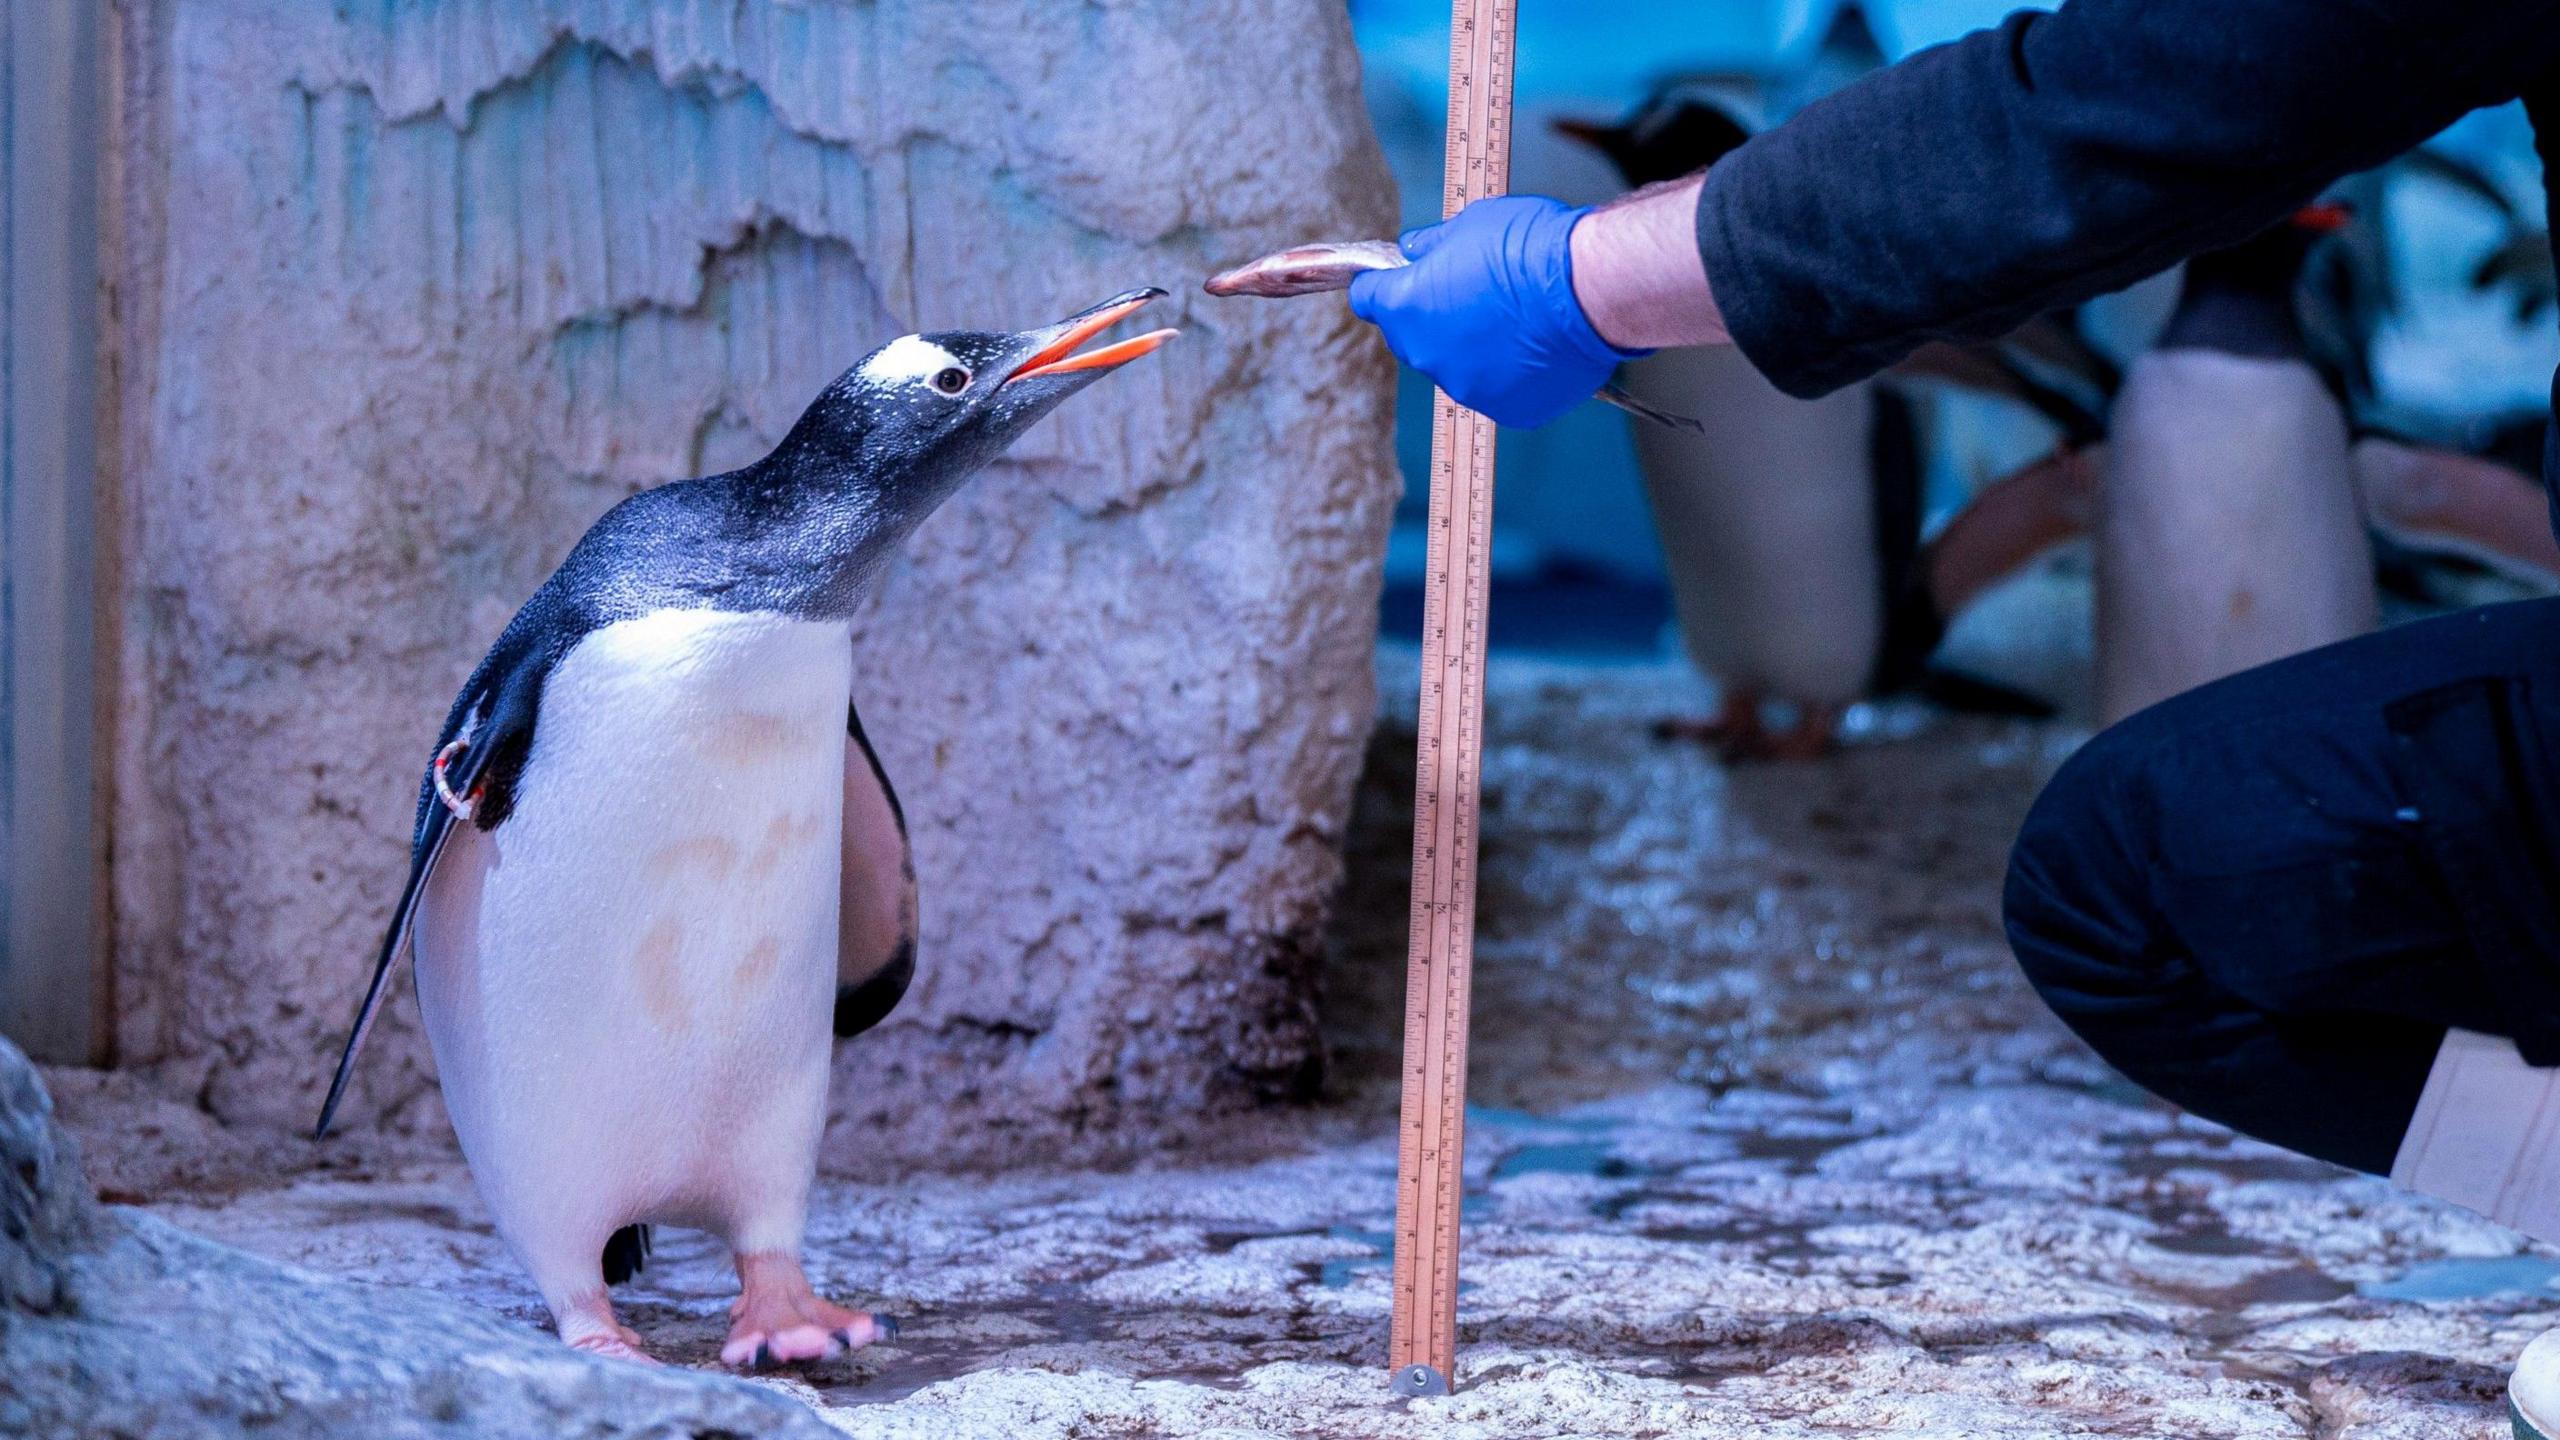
[1640,1212,1815,1246]
[2082,1076,2169,1111]
[2228,1265,2357,1307]
[1199,1223,1395,1291]
[2116,1146,2339,1187]
[1591,1183,1698,1223]
[2143,1261,2356,1314]
[812,1282,1122,1406]
[314,1196,492,1235]
[806,1291,1293,1408]
[2362,1254,2560,1303]
[1468,1105,1619,1134]
[2147,1218,2262,1258]
[1491,1141,1639,1181]
[1727,1130,1859,1172]
[1202,1226,1319,1254]
[1317,1224,1394,1289]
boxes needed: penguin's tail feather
[602,1224,653,1286]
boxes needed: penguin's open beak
[1005,288,1179,384]
[1551,117,1620,150]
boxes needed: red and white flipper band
[432,737,476,823]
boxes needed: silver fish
[1204,240,1705,433]
[1203,239,1409,297]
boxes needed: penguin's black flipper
[602,1223,653,1285]
[1864,385,1942,699]
[313,802,459,1139]
[431,634,554,834]
[835,700,918,1039]
[315,632,556,1138]
[1893,332,2110,450]
[2398,146,2520,219]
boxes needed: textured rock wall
[104,1,1398,1163]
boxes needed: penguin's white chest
[415,608,854,1240]
[1621,345,1882,703]
[2099,349,2373,720]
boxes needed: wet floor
[84,652,2560,1437]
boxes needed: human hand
[1348,195,1648,428]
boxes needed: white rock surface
[103,0,1399,1161]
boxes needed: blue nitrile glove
[1348,195,1650,429]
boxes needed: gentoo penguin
[314,290,1177,1367]
[1555,91,1936,758]
[2098,205,2376,722]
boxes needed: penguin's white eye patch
[860,335,963,386]
[931,366,971,396]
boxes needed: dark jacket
[1697,0,2560,423]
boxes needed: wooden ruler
[1387,0,1516,1402]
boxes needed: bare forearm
[1568,175,1729,351]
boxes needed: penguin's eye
[931,366,971,396]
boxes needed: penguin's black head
[2187,202,2352,295]
[1554,90,1753,189]
[782,288,1177,506]
[2158,202,2353,362]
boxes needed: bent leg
[514,1219,650,1362]
[707,1058,892,1369]
[2007,598,2560,1178]
[2005,736,2446,1175]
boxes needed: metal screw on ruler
[1394,1364,1453,1399]
[1386,0,1516,1403]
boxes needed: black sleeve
[1698,0,2560,398]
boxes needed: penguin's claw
[720,1312,898,1369]
[725,1250,894,1369]
[830,1312,896,1350]
[720,1324,838,1370]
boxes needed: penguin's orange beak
[1007,289,1179,383]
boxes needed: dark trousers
[2005,598,2560,1176]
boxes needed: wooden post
[1,0,107,1063]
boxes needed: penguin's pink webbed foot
[1751,709,1842,763]
[722,1250,895,1371]
[1655,695,1839,762]
[555,1290,656,1365]
[1653,692,1765,754]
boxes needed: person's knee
[2003,727,2162,1027]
